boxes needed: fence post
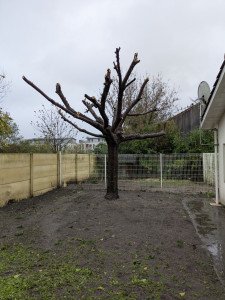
[75,154,78,183]
[57,151,62,188]
[30,153,33,197]
[160,153,163,189]
[104,154,107,188]
[89,154,91,179]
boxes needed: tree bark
[105,141,119,200]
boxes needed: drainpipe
[59,151,62,188]
[214,129,219,204]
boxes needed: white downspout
[214,129,219,204]
[59,151,62,188]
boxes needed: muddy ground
[0,185,224,299]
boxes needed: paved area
[183,197,225,286]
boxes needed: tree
[0,73,10,101]
[0,109,12,143]
[0,74,14,145]
[23,48,166,200]
[108,73,178,136]
[119,121,180,154]
[0,117,22,149]
[173,128,214,153]
[93,142,108,154]
[31,105,77,153]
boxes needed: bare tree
[31,105,77,153]
[0,73,11,102]
[23,48,166,200]
[107,73,179,135]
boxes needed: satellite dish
[198,81,211,104]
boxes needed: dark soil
[0,185,224,299]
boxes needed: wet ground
[0,186,225,298]
[183,197,225,286]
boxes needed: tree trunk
[105,141,119,200]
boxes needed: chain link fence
[77,153,215,195]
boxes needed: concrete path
[183,197,225,286]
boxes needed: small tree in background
[31,105,77,153]
[108,73,178,136]
[0,73,19,147]
[23,48,168,200]
[0,118,22,150]
[173,128,214,153]
[0,108,13,146]
[93,142,108,154]
[119,121,180,154]
[0,73,11,102]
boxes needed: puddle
[183,197,225,285]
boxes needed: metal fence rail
[78,153,215,195]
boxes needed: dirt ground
[0,185,224,299]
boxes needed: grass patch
[14,232,24,237]
[177,240,184,248]
[0,242,172,299]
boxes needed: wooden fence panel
[0,154,31,207]
[61,154,76,184]
[0,153,98,207]
[33,154,58,196]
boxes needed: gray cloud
[1,0,225,138]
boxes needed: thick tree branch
[82,99,103,124]
[101,68,113,112]
[84,94,101,108]
[121,131,166,142]
[122,52,140,87]
[85,94,109,128]
[112,52,142,132]
[22,76,103,132]
[113,47,122,85]
[58,110,105,138]
[55,83,72,110]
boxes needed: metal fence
[77,153,215,195]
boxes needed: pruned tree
[31,105,77,153]
[23,48,166,200]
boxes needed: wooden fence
[0,153,215,208]
[0,153,96,207]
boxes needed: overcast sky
[1,0,225,139]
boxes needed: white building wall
[203,153,215,186]
[218,113,225,205]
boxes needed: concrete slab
[183,197,225,286]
